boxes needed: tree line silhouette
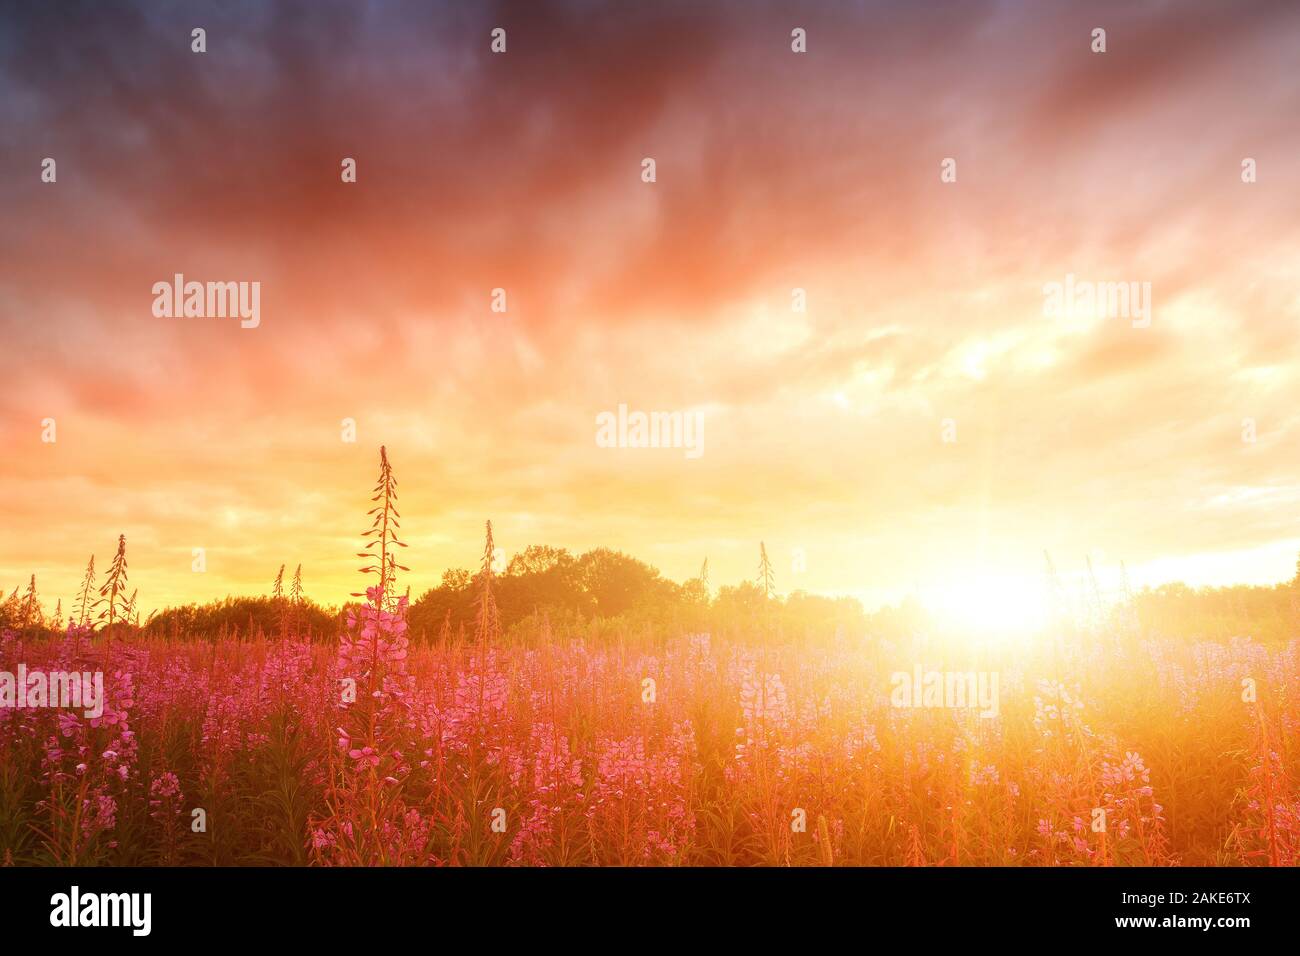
[5,545,1299,645]
[4,445,1297,645]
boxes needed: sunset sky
[2,0,1299,616]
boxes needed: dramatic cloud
[2,0,1298,612]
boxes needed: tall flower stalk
[355,446,408,614]
[74,556,95,627]
[290,564,305,638]
[475,521,500,645]
[315,446,414,864]
[757,542,775,599]
[94,535,129,666]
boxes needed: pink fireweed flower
[348,746,381,769]
[338,592,411,679]
[148,772,185,822]
[740,671,791,727]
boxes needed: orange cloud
[2,0,1299,613]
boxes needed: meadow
[1,448,1295,867]
[1,617,1295,866]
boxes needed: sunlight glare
[924,572,1047,643]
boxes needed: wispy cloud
[2,0,1298,610]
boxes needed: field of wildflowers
[1,617,1295,867]
[1,448,1295,867]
